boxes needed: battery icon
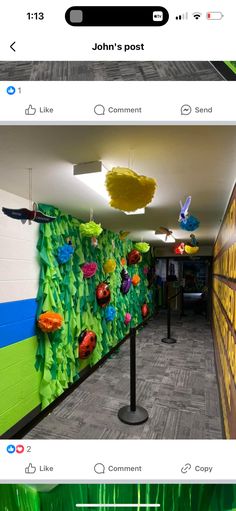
[207,12,224,20]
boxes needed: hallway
[24,315,223,440]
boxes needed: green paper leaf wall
[36,204,154,409]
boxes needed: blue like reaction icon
[6,86,16,95]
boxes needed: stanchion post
[161,284,178,344]
[130,327,136,412]
[118,327,148,425]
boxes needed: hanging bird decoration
[190,234,198,247]
[2,168,55,225]
[2,203,56,224]
[178,196,192,224]
[155,227,175,242]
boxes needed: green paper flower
[79,221,103,238]
[134,242,150,253]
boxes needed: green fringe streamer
[35,204,154,409]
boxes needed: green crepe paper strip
[36,204,154,409]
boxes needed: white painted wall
[0,189,40,303]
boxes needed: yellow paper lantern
[106,167,157,212]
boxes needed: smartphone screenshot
[0,1,236,505]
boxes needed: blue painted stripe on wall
[0,298,37,348]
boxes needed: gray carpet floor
[0,61,223,81]
[24,314,223,439]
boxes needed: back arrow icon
[10,42,16,52]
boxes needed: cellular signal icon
[193,12,202,20]
[175,12,188,20]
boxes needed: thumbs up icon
[25,104,36,115]
[25,463,37,474]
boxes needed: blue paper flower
[57,243,74,264]
[105,305,116,322]
[180,215,200,232]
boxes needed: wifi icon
[193,12,202,19]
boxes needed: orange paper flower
[38,311,63,333]
[121,257,126,266]
[132,274,141,286]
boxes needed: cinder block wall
[0,189,41,436]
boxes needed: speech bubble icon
[94,104,105,115]
[94,463,105,474]
[181,104,192,115]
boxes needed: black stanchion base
[118,405,149,425]
[161,337,177,344]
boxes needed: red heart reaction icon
[16,445,24,454]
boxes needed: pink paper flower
[124,313,132,325]
[81,262,98,278]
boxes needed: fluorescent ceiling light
[124,208,145,215]
[74,163,146,215]
[74,163,109,201]
[155,233,175,243]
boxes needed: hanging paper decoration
[143,266,149,275]
[134,242,150,253]
[178,196,192,223]
[190,233,198,247]
[105,305,116,322]
[127,249,141,265]
[2,204,56,224]
[79,221,103,238]
[174,242,185,255]
[180,215,200,232]
[121,257,126,266]
[38,311,63,333]
[155,226,174,242]
[119,231,130,241]
[81,262,98,278]
[105,167,157,212]
[120,269,132,295]
[184,233,199,254]
[132,274,141,286]
[124,312,132,325]
[2,168,55,225]
[141,303,149,318]
[78,330,97,359]
[103,258,116,273]
[96,282,111,307]
[185,245,200,255]
[57,243,74,264]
